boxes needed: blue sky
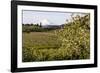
[22,10,85,25]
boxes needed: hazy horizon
[22,10,86,25]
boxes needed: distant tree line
[22,23,61,33]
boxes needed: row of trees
[22,23,61,33]
[22,23,42,27]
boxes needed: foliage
[56,14,90,59]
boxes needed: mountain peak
[40,19,50,26]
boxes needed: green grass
[22,32,63,62]
[22,32,62,49]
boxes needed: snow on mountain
[40,19,62,28]
[41,19,51,26]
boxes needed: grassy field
[22,31,63,62]
[22,14,90,62]
[22,32,62,49]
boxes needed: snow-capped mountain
[40,19,61,28]
[41,19,52,26]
